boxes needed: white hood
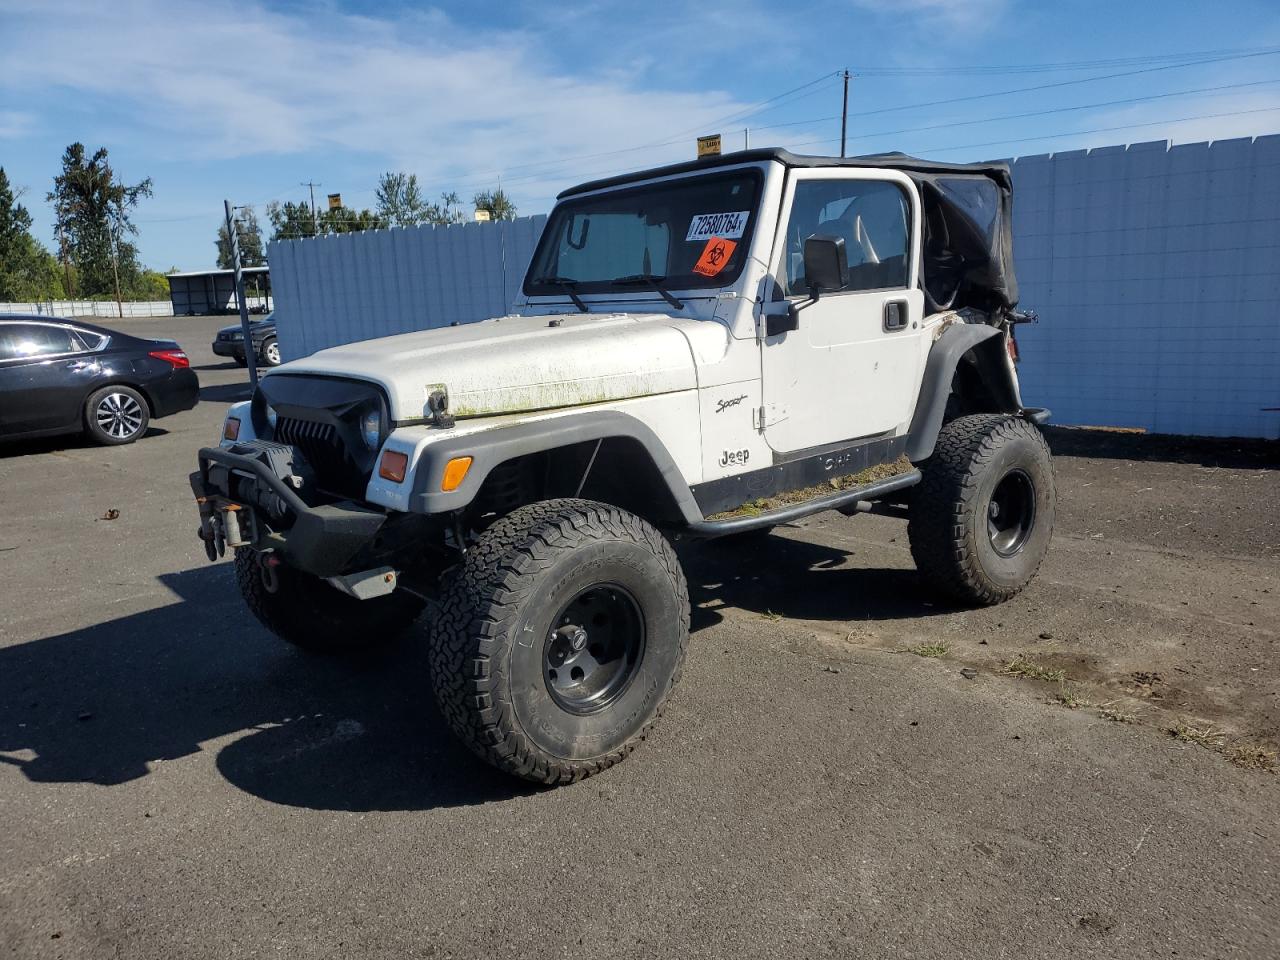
[273,312,703,420]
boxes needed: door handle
[883,300,910,332]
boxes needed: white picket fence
[0,296,272,320]
[0,299,175,319]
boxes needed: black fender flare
[905,324,1020,463]
[407,410,703,524]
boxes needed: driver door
[760,169,925,455]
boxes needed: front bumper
[212,340,246,359]
[191,445,387,578]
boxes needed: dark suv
[212,313,280,367]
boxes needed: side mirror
[802,235,849,296]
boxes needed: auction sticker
[692,237,737,277]
[685,211,749,242]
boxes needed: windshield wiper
[609,274,685,310]
[532,275,588,313]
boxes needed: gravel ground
[1,315,1277,959]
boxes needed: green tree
[0,167,65,301]
[473,187,518,221]
[265,199,317,241]
[47,143,152,299]
[267,197,382,240]
[376,172,467,227]
[216,206,265,269]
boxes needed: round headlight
[360,408,381,449]
[265,404,278,430]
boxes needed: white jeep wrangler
[192,148,1053,784]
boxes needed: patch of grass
[908,642,949,658]
[1052,682,1089,709]
[1001,656,1066,683]
[1098,702,1136,724]
[1227,744,1277,771]
[759,609,783,622]
[1168,720,1225,747]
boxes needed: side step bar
[683,469,921,539]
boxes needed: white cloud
[0,0,752,194]
[0,110,36,140]
[849,0,1010,32]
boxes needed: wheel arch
[906,324,1020,463]
[83,380,156,419]
[408,411,703,528]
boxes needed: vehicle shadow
[0,536,944,812]
[194,361,244,371]
[679,531,951,630]
[0,564,530,811]
[0,426,170,458]
[198,382,253,404]
[1044,426,1279,470]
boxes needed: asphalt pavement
[1,315,1277,959]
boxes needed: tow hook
[195,497,255,560]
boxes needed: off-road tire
[908,414,1054,606]
[234,548,425,653]
[429,499,689,784]
[84,385,150,445]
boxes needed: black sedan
[0,315,199,446]
[212,313,281,367]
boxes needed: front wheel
[260,337,281,366]
[908,414,1055,606]
[234,549,424,653]
[429,499,689,784]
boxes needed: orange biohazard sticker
[692,237,737,277]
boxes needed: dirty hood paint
[270,312,701,421]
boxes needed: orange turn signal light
[223,417,241,441]
[379,450,409,483]
[441,456,473,492]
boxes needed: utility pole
[744,127,750,149]
[56,224,73,300]
[225,199,258,386]
[840,69,850,158]
[110,196,124,319]
[301,180,321,236]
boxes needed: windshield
[524,169,763,297]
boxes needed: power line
[758,78,1280,143]
[840,48,1280,120]
[408,48,1280,197]
[771,105,1280,157]
[849,45,1280,75]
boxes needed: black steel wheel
[543,583,645,715]
[987,468,1036,558]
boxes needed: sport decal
[685,211,749,242]
[692,237,737,277]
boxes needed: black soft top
[559,147,1018,313]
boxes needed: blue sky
[2,0,1279,271]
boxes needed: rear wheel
[429,499,689,784]
[908,414,1054,605]
[84,385,150,445]
[234,548,424,653]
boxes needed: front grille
[275,416,365,498]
